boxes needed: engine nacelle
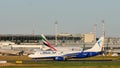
[54,56,66,61]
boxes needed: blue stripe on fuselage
[64,51,102,58]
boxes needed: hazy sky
[0,0,120,37]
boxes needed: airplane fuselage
[28,50,102,60]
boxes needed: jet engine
[54,56,67,61]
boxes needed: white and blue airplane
[28,35,104,61]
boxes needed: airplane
[28,35,104,61]
[0,40,50,56]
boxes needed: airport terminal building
[0,34,120,45]
[0,34,82,45]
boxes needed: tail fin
[41,34,57,51]
[86,36,104,52]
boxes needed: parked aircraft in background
[28,35,104,61]
[0,41,50,56]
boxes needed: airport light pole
[102,20,105,37]
[93,23,97,42]
[102,19,105,55]
[55,21,58,46]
